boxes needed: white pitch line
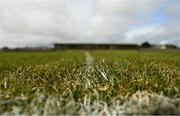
[85,52,108,81]
[85,52,94,72]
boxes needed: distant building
[54,43,139,50]
[0,47,52,52]
[140,42,178,50]
[153,44,177,50]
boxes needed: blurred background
[0,0,180,49]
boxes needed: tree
[141,42,151,48]
[2,46,10,51]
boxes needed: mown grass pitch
[0,50,180,115]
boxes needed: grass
[0,50,180,115]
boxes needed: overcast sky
[0,0,180,48]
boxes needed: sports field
[0,50,180,115]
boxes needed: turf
[0,50,179,115]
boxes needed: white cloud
[0,0,180,48]
[125,22,180,45]
[125,26,165,41]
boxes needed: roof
[54,43,138,46]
